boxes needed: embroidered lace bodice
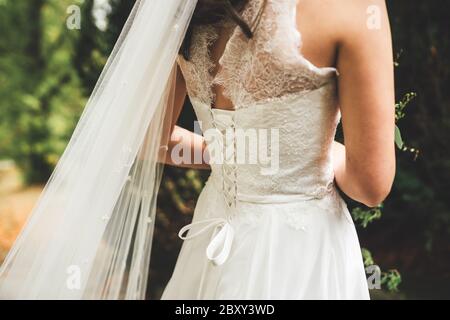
[177,0,341,208]
[164,1,368,291]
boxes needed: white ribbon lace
[178,217,235,266]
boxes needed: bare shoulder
[296,0,390,44]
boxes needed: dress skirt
[161,175,370,300]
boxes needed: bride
[0,0,395,300]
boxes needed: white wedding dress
[161,0,370,300]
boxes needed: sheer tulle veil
[0,0,198,299]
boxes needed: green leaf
[21,94,41,111]
[395,125,404,149]
[352,205,383,228]
[395,92,416,122]
[381,269,402,292]
[361,248,374,266]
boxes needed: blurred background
[0,0,449,299]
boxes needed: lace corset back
[177,0,341,207]
[177,0,337,109]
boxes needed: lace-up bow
[178,217,235,266]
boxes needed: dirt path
[0,162,43,261]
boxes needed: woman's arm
[163,64,210,169]
[166,126,210,169]
[333,0,396,207]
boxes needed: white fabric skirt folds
[161,174,370,300]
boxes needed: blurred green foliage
[0,0,449,299]
[353,205,383,229]
[0,0,85,182]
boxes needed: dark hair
[180,0,267,60]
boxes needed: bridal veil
[0,0,197,299]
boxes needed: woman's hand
[165,125,210,170]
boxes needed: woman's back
[177,0,338,111]
[177,0,396,208]
[161,0,394,299]
[176,0,341,201]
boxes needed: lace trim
[177,0,338,110]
